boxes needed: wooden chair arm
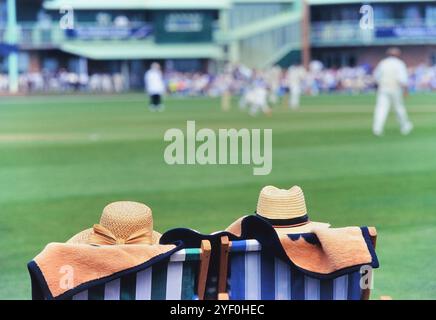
[218,293,230,300]
[218,236,230,297]
[197,239,211,300]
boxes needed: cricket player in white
[373,48,413,136]
[246,76,271,116]
[145,62,165,112]
[288,64,306,109]
[266,65,282,105]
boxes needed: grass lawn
[0,92,435,299]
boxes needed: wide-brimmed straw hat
[67,201,161,245]
[256,185,330,235]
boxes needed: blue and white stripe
[71,248,201,300]
[228,239,363,300]
[135,268,152,300]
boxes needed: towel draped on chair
[226,216,378,275]
[161,215,378,280]
[28,242,180,299]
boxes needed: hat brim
[66,228,162,245]
[273,221,330,235]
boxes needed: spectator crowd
[1,62,436,95]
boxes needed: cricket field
[1,93,435,299]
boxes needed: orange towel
[280,227,373,274]
[31,243,177,298]
[226,216,377,275]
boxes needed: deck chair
[29,240,211,300]
[218,227,377,300]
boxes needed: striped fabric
[228,239,363,300]
[72,248,201,300]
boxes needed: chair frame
[218,227,377,300]
[197,239,212,300]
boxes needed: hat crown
[100,201,153,240]
[256,185,307,220]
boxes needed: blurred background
[0,0,435,93]
[0,0,435,299]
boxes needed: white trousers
[373,90,412,135]
[249,102,270,116]
[289,85,301,109]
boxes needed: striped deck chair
[218,228,377,300]
[30,240,211,300]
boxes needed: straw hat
[256,185,330,235]
[67,201,161,245]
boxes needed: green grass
[1,92,436,299]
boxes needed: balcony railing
[0,22,154,48]
[311,19,436,46]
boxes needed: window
[403,5,424,26]
[18,52,29,73]
[0,1,6,26]
[425,5,436,26]
[43,58,59,73]
[229,3,289,28]
[0,55,6,73]
[319,51,356,68]
[374,4,394,18]
[171,59,202,72]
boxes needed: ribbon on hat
[89,224,152,245]
[255,213,309,226]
